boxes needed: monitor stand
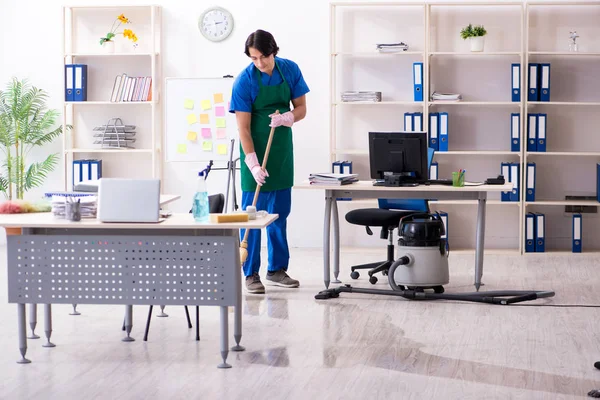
[375,172,421,187]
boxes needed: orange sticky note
[214,93,224,104]
[187,131,197,141]
[217,144,227,155]
[202,141,212,151]
[216,128,227,139]
[177,144,187,154]
[200,113,210,124]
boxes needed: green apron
[240,61,293,192]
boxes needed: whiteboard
[164,77,239,162]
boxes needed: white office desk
[2,212,278,368]
[159,194,181,206]
[294,181,513,290]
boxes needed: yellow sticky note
[184,99,194,109]
[217,144,228,155]
[187,131,197,141]
[186,113,197,125]
[177,144,187,154]
[202,140,213,151]
[214,93,224,104]
[216,118,226,128]
[201,100,211,110]
[199,113,210,124]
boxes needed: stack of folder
[340,91,382,102]
[65,64,87,101]
[528,63,551,102]
[525,212,545,252]
[309,173,358,186]
[431,92,462,102]
[375,42,409,53]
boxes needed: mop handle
[251,109,279,208]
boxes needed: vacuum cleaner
[316,212,555,305]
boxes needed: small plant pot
[470,36,485,52]
[101,41,115,54]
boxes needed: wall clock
[198,6,234,42]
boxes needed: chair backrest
[209,193,225,213]
[377,147,435,212]
[189,193,225,214]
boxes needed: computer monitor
[369,131,428,183]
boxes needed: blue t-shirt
[229,56,310,113]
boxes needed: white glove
[245,152,268,186]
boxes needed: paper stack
[431,91,462,102]
[309,173,359,186]
[51,195,98,218]
[376,42,409,53]
[341,91,382,102]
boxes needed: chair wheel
[382,270,388,276]
[369,276,378,285]
[350,271,360,280]
[433,286,445,294]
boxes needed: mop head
[588,389,600,398]
[0,199,51,214]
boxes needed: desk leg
[28,304,40,339]
[332,199,341,284]
[122,305,135,342]
[218,306,231,369]
[70,304,81,316]
[323,192,332,289]
[42,304,55,348]
[475,193,487,291]
[157,305,168,317]
[17,304,31,364]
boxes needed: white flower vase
[102,41,115,54]
[470,36,485,52]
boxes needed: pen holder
[65,201,81,221]
[452,171,465,187]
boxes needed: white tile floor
[1,245,600,399]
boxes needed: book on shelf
[309,173,359,185]
[110,74,152,102]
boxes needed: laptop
[97,178,161,223]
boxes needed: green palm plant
[0,78,68,200]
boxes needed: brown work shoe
[265,270,299,288]
[245,272,265,294]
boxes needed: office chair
[345,148,435,284]
[142,193,225,341]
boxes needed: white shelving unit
[524,1,600,252]
[331,1,525,253]
[62,5,162,190]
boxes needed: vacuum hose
[383,257,555,304]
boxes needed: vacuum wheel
[350,271,360,280]
[369,275,378,285]
[433,286,445,294]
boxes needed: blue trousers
[240,188,291,277]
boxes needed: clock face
[199,7,234,42]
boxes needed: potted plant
[99,14,139,53]
[0,78,69,200]
[460,23,487,52]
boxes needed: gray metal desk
[294,181,513,290]
[2,212,278,368]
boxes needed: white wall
[1,0,575,250]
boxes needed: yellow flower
[117,14,129,23]
[123,29,133,39]
[131,34,138,43]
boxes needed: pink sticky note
[216,128,227,139]
[201,128,212,138]
[215,106,225,117]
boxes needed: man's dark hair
[244,29,279,57]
